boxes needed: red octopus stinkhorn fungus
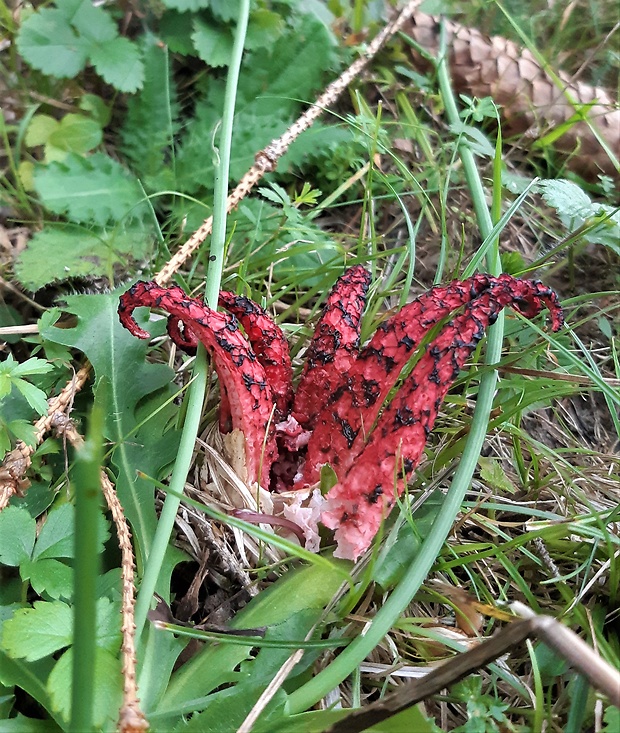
[118,268,563,560]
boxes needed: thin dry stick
[61,420,147,732]
[0,0,422,510]
[325,608,620,733]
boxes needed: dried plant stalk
[405,13,620,180]
[60,420,147,732]
[326,605,620,733]
[0,0,423,506]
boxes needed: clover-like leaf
[2,602,73,661]
[17,8,90,78]
[21,558,73,601]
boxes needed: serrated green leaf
[0,506,36,566]
[192,19,233,67]
[6,419,37,449]
[32,502,108,561]
[25,115,59,147]
[13,380,49,416]
[89,36,144,92]
[537,178,620,254]
[9,357,53,378]
[1,598,120,663]
[47,647,122,727]
[2,602,73,661]
[21,558,73,601]
[160,10,196,55]
[14,226,153,291]
[16,8,89,78]
[478,456,517,494]
[245,9,284,51]
[47,114,102,154]
[66,0,117,43]
[209,0,241,21]
[33,152,149,226]
[162,0,211,11]
[40,292,180,557]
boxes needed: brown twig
[325,606,620,733]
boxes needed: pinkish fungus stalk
[119,268,564,560]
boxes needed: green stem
[288,20,505,714]
[133,0,251,640]
[71,400,104,733]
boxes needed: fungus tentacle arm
[300,274,562,486]
[292,265,372,430]
[118,281,277,487]
[322,280,563,560]
[218,292,293,420]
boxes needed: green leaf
[14,226,153,291]
[25,115,59,147]
[0,714,60,731]
[40,292,181,558]
[537,179,620,254]
[8,357,54,378]
[5,420,37,449]
[47,114,102,155]
[120,36,180,192]
[33,153,149,226]
[2,602,73,661]
[161,0,211,11]
[79,94,111,127]
[65,0,117,43]
[32,503,108,561]
[478,456,517,494]
[1,598,120,663]
[160,10,196,55]
[21,558,73,601]
[47,647,122,728]
[191,19,233,67]
[16,8,89,77]
[245,9,284,51]
[89,36,144,92]
[0,506,36,566]
[160,561,350,714]
[12,380,49,416]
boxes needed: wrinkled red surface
[218,291,293,420]
[292,265,372,430]
[119,269,564,560]
[118,281,277,488]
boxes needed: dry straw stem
[326,605,620,733]
[58,419,147,733]
[405,12,620,181]
[0,0,422,509]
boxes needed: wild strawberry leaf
[2,602,73,661]
[20,558,73,601]
[14,226,153,291]
[16,8,90,78]
[89,36,145,93]
[0,506,36,567]
[47,648,122,729]
[16,0,143,92]
[33,153,149,226]
[191,19,233,67]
